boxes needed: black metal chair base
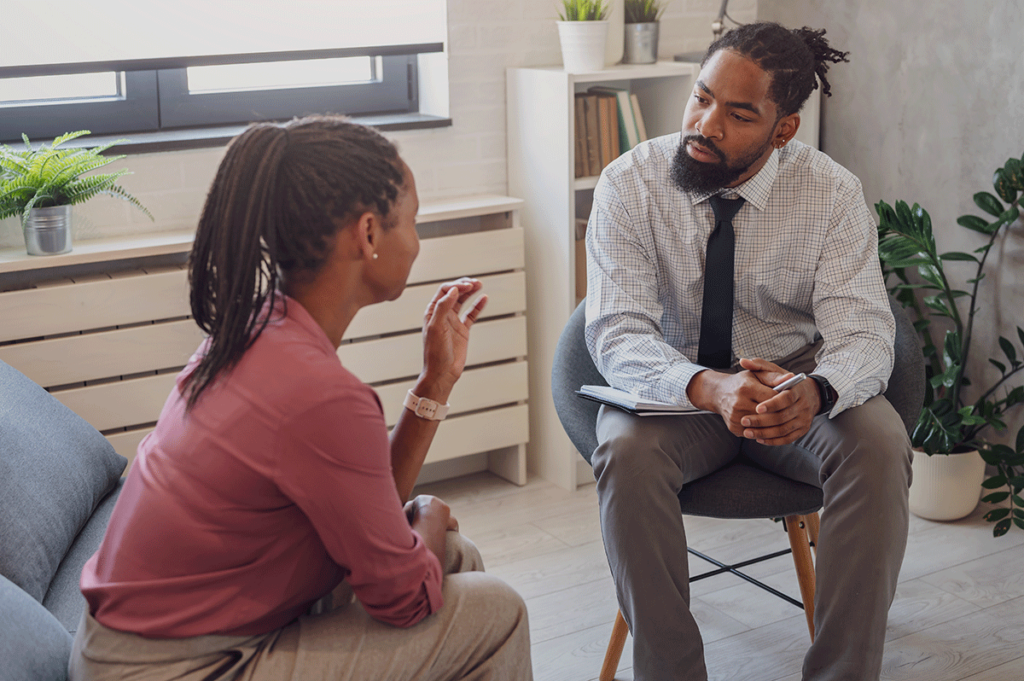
[687,545,808,609]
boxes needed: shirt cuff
[657,361,708,409]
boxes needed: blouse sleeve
[272,385,444,627]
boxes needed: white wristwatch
[403,390,450,421]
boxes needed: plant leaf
[984,508,1010,522]
[1017,425,1024,454]
[956,214,990,233]
[981,491,1009,503]
[999,336,1018,365]
[1005,156,1024,189]
[939,251,979,263]
[973,191,1004,217]
[982,475,1008,489]
[993,168,1019,203]
[994,518,1011,536]
[989,359,1007,374]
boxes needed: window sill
[59,113,452,155]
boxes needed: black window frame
[0,44,440,145]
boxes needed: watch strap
[810,374,836,415]
[403,390,450,421]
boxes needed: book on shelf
[575,385,711,416]
[573,94,590,178]
[596,93,614,171]
[630,93,649,142]
[583,94,602,177]
[588,86,640,154]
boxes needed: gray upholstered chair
[550,297,924,681]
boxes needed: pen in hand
[773,373,807,392]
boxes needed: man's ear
[774,113,801,148]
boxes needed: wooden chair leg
[785,514,817,641]
[600,610,629,681]
[807,511,820,558]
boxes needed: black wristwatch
[810,374,837,415]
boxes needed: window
[0,1,446,143]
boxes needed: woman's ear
[351,210,379,261]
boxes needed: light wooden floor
[413,472,1024,681]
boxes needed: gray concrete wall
[758,0,1024,446]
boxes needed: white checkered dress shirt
[584,134,894,417]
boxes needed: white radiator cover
[0,196,528,485]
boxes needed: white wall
[759,0,1024,446]
[1,0,757,248]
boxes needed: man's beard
[670,134,773,193]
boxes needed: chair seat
[679,459,822,519]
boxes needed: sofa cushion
[43,480,124,633]
[0,359,127,603]
[0,573,73,681]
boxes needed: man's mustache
[682,134,724,162]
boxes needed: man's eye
[733,114,751,122]
[693,94,708,104]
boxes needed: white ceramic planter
[557,21,609,73]
[909,448,986,521]
[604,0,624,65]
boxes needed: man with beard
[584,22,913,681]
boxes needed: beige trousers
[70,532,533,681]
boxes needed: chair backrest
[551,297,925,465]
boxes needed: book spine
[630,93,648,142]
[584,94,601,177]
[574,94,589,178]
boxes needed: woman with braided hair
[586,22,911,680]
[71,116,533,681]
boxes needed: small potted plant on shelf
[876,148,1024,535]
[557,0,611,73]
[623,0,668,64]
[0,130,152,256]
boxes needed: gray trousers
[70,532,532,681]
[593,361,913,680]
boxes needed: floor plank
[413,473,1024,681]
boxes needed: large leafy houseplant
[876,150,1024,536]
[0,130,152,227]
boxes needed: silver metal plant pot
[24,205,73,256]
[623,22,659,64]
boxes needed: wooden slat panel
[406,227,524,285]
[105,427,151,474]
[0,269,189,342]
[338,316,527,385]
[346,271,525,340]
[0,320,204,389]
[376,361,528,426]
[52,373,175,433]
[424,404,530,464]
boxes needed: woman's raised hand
[418,277,488,401]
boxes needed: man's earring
[372,252,379,260]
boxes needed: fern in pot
[876,149,1024,535]
[0,130,152,256]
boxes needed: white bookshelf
[507,59,822,490]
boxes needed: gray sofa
[0,359,127,681]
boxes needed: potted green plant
[0,130,152,256]
[557,0,611,73]
[876,149,1024,536]
[623,0,668,64]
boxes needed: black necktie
[697,195,745,369]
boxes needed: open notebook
[575,385,712,416]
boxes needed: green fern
[0,130,152,227]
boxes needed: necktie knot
[709,194,745,223]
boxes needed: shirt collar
[688,147,779,211]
